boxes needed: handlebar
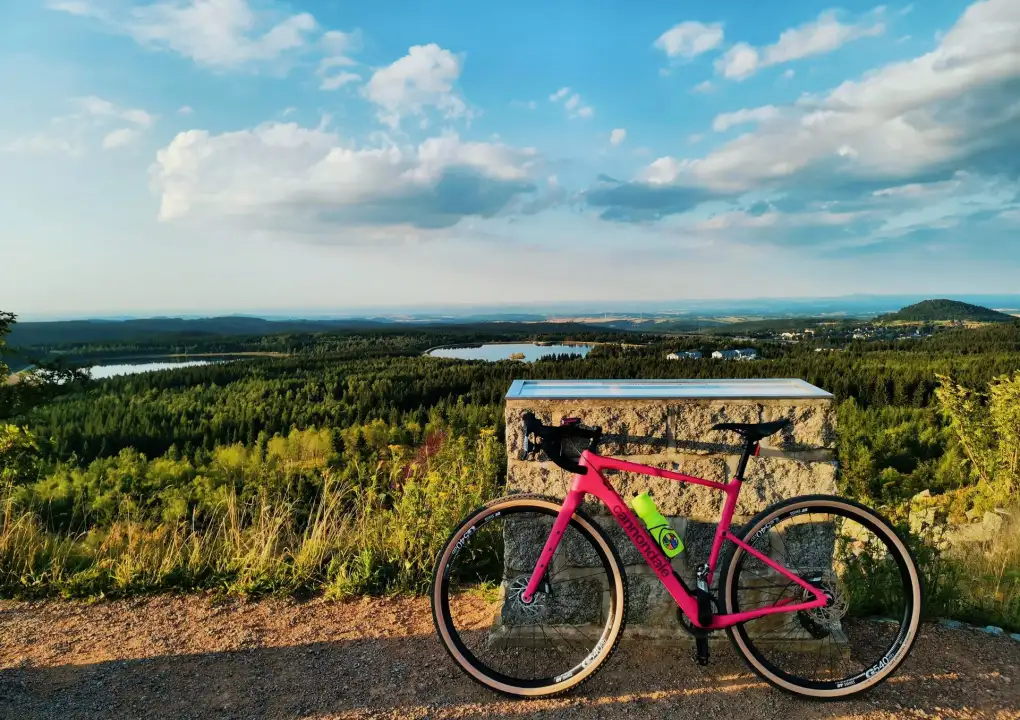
[522,412,602,475]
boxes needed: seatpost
[734,438,759,480]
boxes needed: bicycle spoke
[725,503,917,694]
[438,505,619,688]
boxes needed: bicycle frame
[521,449,828,630]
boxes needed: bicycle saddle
[710,418,791,442]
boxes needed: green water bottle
[630,492,684,558]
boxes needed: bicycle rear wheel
[431,495,627,697]
[720,495,923,699]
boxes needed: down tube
[568,467,703,624]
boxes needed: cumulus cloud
[150,122,544,232]
[364,44,472,128]
[610,128,627,146]
[716,9,885,80]
[549,87,570,102]
[654,21,724,59]
[585,0,1020,241]
[691,80,714,94]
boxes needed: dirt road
[1,596,1017,719]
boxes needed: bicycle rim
[723,496,922,699]
[431,496,626,697]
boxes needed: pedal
[694,636,710,666]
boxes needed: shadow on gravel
[2,631,1018,720]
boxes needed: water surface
[90,359,215,379]
[428,343,592,362]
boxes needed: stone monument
[503,378,837,639]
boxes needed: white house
[713,348,758,360]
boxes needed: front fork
[521,490,583,603]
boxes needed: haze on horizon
[2,0,1018,317]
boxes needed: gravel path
[1,596,1018,719]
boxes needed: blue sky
[1,0,1018,317]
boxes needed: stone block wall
[504,388,837,632]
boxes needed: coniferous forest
[2,311,1020,629]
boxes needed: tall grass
[2,424,1018,632]
[941,519,1020,630]
[0,429,503,599]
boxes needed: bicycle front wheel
[431,495,628,698]
[720,495,923,700]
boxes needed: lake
[427,343,592,362]
[90,359,216,379]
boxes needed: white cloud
[712,105,779,132]
[48,0,92,15]
[178,105,194,115]
[320,71,359,90]
[716,43,760,80]
[76,95,156,127]
[2,95,155,156]
[782,69,795,79]
[102,127,141,149]
[317,29,362,89]
[716,9,885,80]
[588,0,1020,232]
[317,56,361,90]
[321,29,359,55]
[610,128,627,145]
[654,21,725,59]
[364,44,471,128]
[552,90,594,119]
[1,132,77,156]
[687,0,1017,190]
[150,122,542,232]
[691,80,714,94]
[694,209,861,232]
[47,0,325,70]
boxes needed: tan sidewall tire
[723,496,922,699]
[432,496,628,698]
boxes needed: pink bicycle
[432,414,922,699]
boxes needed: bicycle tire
[719,494,923,700]
[431,494,629,698]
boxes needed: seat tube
[708,440,755,574]
[708,477,741,574]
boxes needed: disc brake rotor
[797,570,849,638]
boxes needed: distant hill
[876,299,1015,323]
[4,316,624,350]
[5,317,394,348]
